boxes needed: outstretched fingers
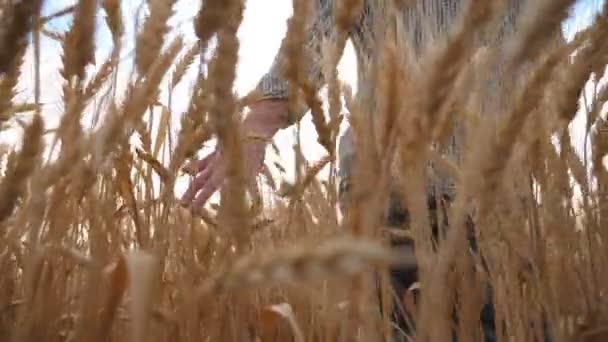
[191,169,224,211]
[180,166,214,206]
[183,143,266,211]
[183,151,217,175]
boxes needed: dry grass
[0,0,607,341]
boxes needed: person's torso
[336,0,540,202]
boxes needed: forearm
[249,0,337,129]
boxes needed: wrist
[243,99,289,137]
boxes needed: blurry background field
[0,0,607,341]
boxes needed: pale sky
[1,0,605,202]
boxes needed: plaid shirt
[253,0,559,200]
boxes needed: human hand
[180,99,289,211]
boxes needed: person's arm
[246,0,338,131]
[181,0,342,209]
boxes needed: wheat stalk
[0,114,43,222]
[0,0,43,74]
[135,0,176,76]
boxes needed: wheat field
[0,0,607,341]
